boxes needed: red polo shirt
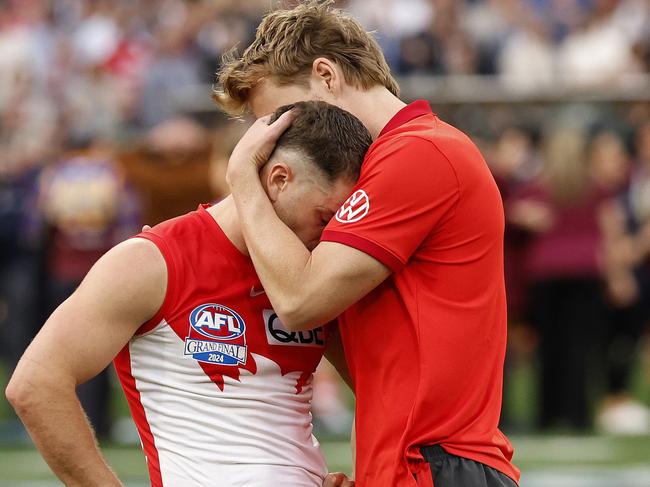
[321,101,519,486]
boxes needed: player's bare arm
[5,238,166,487]
[227,116,390,331]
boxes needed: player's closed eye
[318,210,334,226]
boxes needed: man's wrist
[227,162,260,188]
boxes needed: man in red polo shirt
[218,3,519,487]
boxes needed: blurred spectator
[346,0,434,70]
[507,127,628,430]
[498,12,555,92]
[490,126,541,318]
[118,117,213,226]
[0,4,53,375]
[464,0,518,75]
[597,123,650,434]
[488,125,541,430]
[62,62,123,141]
[557,0,646,87]
[71,1,121,68]
[0,138,44,376]
[39,138,140,439]
[138,22,201,127]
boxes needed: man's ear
[312,57,342,96]
[264,162,292,203]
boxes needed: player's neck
[207,197,250,256]
[344,86,407,140]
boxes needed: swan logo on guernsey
[184,303,247,366]
[335,189,369,223]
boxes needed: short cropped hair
[213,0,399,116]
[270,100,371,183]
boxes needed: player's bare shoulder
[75,237,167,327]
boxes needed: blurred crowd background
[1,0,650,446]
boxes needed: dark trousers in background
[0,249,41,371]
[528,278,608,431]
[606,304,647,395]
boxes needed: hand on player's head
[322,472,355,487]
[226,109,296,187]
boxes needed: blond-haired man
[221,2,520,487]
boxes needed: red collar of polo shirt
[379,100,433,138]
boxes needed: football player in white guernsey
[6,102,367,487]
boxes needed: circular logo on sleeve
[335,189,370,224]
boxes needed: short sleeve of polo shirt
[321,135,460,272]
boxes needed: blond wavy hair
[212,0,399,116]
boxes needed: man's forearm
[7,374,121,487]
[226,113,390,329]
[230,171,318,326]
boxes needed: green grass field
[1,435,650,486]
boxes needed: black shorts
[414,445,519,487]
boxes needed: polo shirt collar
[379,100,432,138]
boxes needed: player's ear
[264,162,292,202]
[311,57,341,96]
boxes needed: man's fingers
[323,472,355,487]
[266,109,296,139]
[323,473,345,487]
[141,225,152,232]
[226,108,298,184]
